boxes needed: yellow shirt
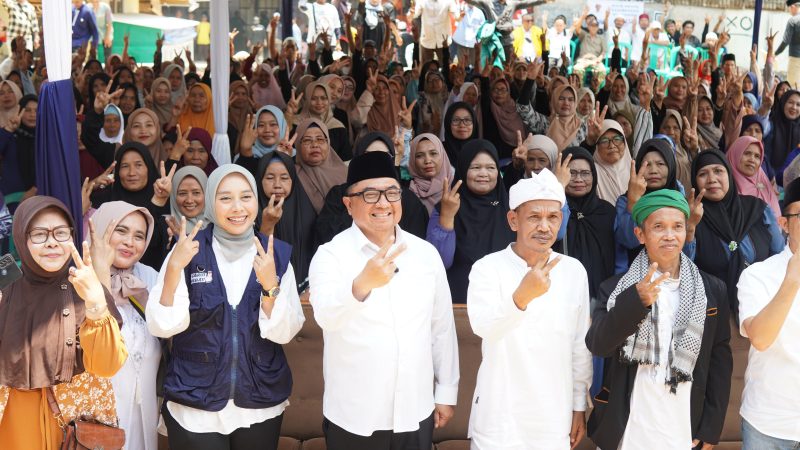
[197,22,211,45]
[512,25,547,60]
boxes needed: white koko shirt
[309,224,460,436]
[737,246,800,442]
[467,246,592,450]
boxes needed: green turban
[632,189,690,226]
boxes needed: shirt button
[65,338,73,346]
[62,309,70,317]
[60,284,68,290]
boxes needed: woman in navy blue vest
[145,165,305,450]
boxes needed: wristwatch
[262,285,281,299]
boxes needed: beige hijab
[148,77,174,127]
[294,118,348,212]
[300,81,345,131]
[547,84,583,151]
[593,119,632,202]
[122,108,167,164]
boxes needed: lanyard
[72,7,80,27]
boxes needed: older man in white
[467,169,592,450]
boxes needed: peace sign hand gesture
[513,250,562,310]
[439,178,462,230]
[626,160,648,211]
[94,82,124,114]
[393,126,405,166]
[239,114,259,157]
[555,152,573,188]
[253,235,278,291]
[169,124,192,160]
[636,262,671,307]
[366,68,379,93]
[352,235,408,300]
[167,216,203,271]
[67,241,108,309]
[88,217,117,289]
[762,81,779,111]
[152,161,177,205]
[4,108,22,133]
[398,98,416,129]
[638,72,656,110]
[286,89,303,117]
[278,130,297,156]
[683,116,699,153]
[512,131,527,169]
[587,102,608,145]
[687,187,705,231]
[261,194,285,230]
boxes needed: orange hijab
[178,83,215,135]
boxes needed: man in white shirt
[452,3,485,64]
[309,151,459,450]
[467,170,592,449]
[736,177,800,449]
[631,13,649,63]
[413,0,459,65]
[299,0,342,43]
[585,189,732,450]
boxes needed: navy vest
[163,225,293,412]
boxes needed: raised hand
[513,251,562,310]
[88,217,117,288]
[604,68,618,91]
[170,124,192,160]
[555,152,573,188]
[638,72,655,109]
[626,161,648,210]
[393,126,404,165]
[439,178,462,230]
[153,160,177,204]
[352,235,407,300]
[67,241,108,308]
[512,131,527,169]
[636,262,671,307]
[155,33,164,49]
[398,97,416,129]
[261,194,285,229]
[239,114,259,157]
[253,235,278,290]
[167,216,203,270]
[526,59,544,81]
[687,187,705,231]
[285,89,303,116]
[366,68,379,92]
[683,116,699,153]
[94,81,124,114]
[81,177,94,216]
[762,80,779,111]
[4,108,22,133]
[586,102,608,145]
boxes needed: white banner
[586,0,645,26]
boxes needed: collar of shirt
[349,222,408,258]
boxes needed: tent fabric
[210,0,231,165]
[42,0,71,81]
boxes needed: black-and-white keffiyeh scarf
[606,249,707,393]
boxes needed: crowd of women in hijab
[1,1,800,448]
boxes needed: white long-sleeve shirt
[414,0,458,50]
[309,224,459,436]
[146,237,305,434]
[466,246,592,450]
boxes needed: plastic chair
[670,45,699,69]
[646,42,677,79]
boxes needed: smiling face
[640,150,669,189]
[634,207,686,261]
[341,78,355,101]
[450,107,474,140]
[183,140,209,169]
[327,78,344,102]
[154,82,171,105]
[669,78,688,101]
[109,211,148,270]
[214,173,258,235]
[309,86,330,115]
[119,150,148,191]
[119,87,138,114]
[261,160,293,199]
[461,85,478,106]
[698,98,714,125]
[256,111,281,147]
[507,199,562,254]
[176,176,205,218]
[299,127,329,166]
[737,143,762,178]
[413,139,443,180]
[565,158,593,197]
[343,177,403,244]
[466,151,498,195]
[490,81,510,104]
[784,93,800,120]
[129,113,158,146]
[373,80,389,105]
[695,163,730,202]
[578,93,594,116]
[26,208,72,273]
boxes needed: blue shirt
[72,4,99,49]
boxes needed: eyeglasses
[784,213,800,220]
[301,137,328,146]
[569,170,593,180]
[597,135,625,148]
[28,226,73,244]
[492,87,509,94]
[347,187,402,204]
[452,118,473,126]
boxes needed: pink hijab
[727,136,781,219]
[250,63,287,109]
[408,133,453,215]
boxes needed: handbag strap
[45,387,67,428]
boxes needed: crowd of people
[0,0,799,449]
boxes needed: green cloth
[476,22,505,69]
[632,189,690,226]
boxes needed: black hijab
[110,66,136,92]
[15,94,37,190]
[445,139,514,302]
[766,90,800,173]
[691,149,772,322]
[103,142,159,212]
[443,102,479,163]
[256,151,317,289]
[557,146,615,299]
[636,138,678,193]
[353,131,395,157]
[86,72,111,109]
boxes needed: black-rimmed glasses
[346,187,402,204]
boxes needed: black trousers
[323,413,435,450]
[163,404,283,450]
